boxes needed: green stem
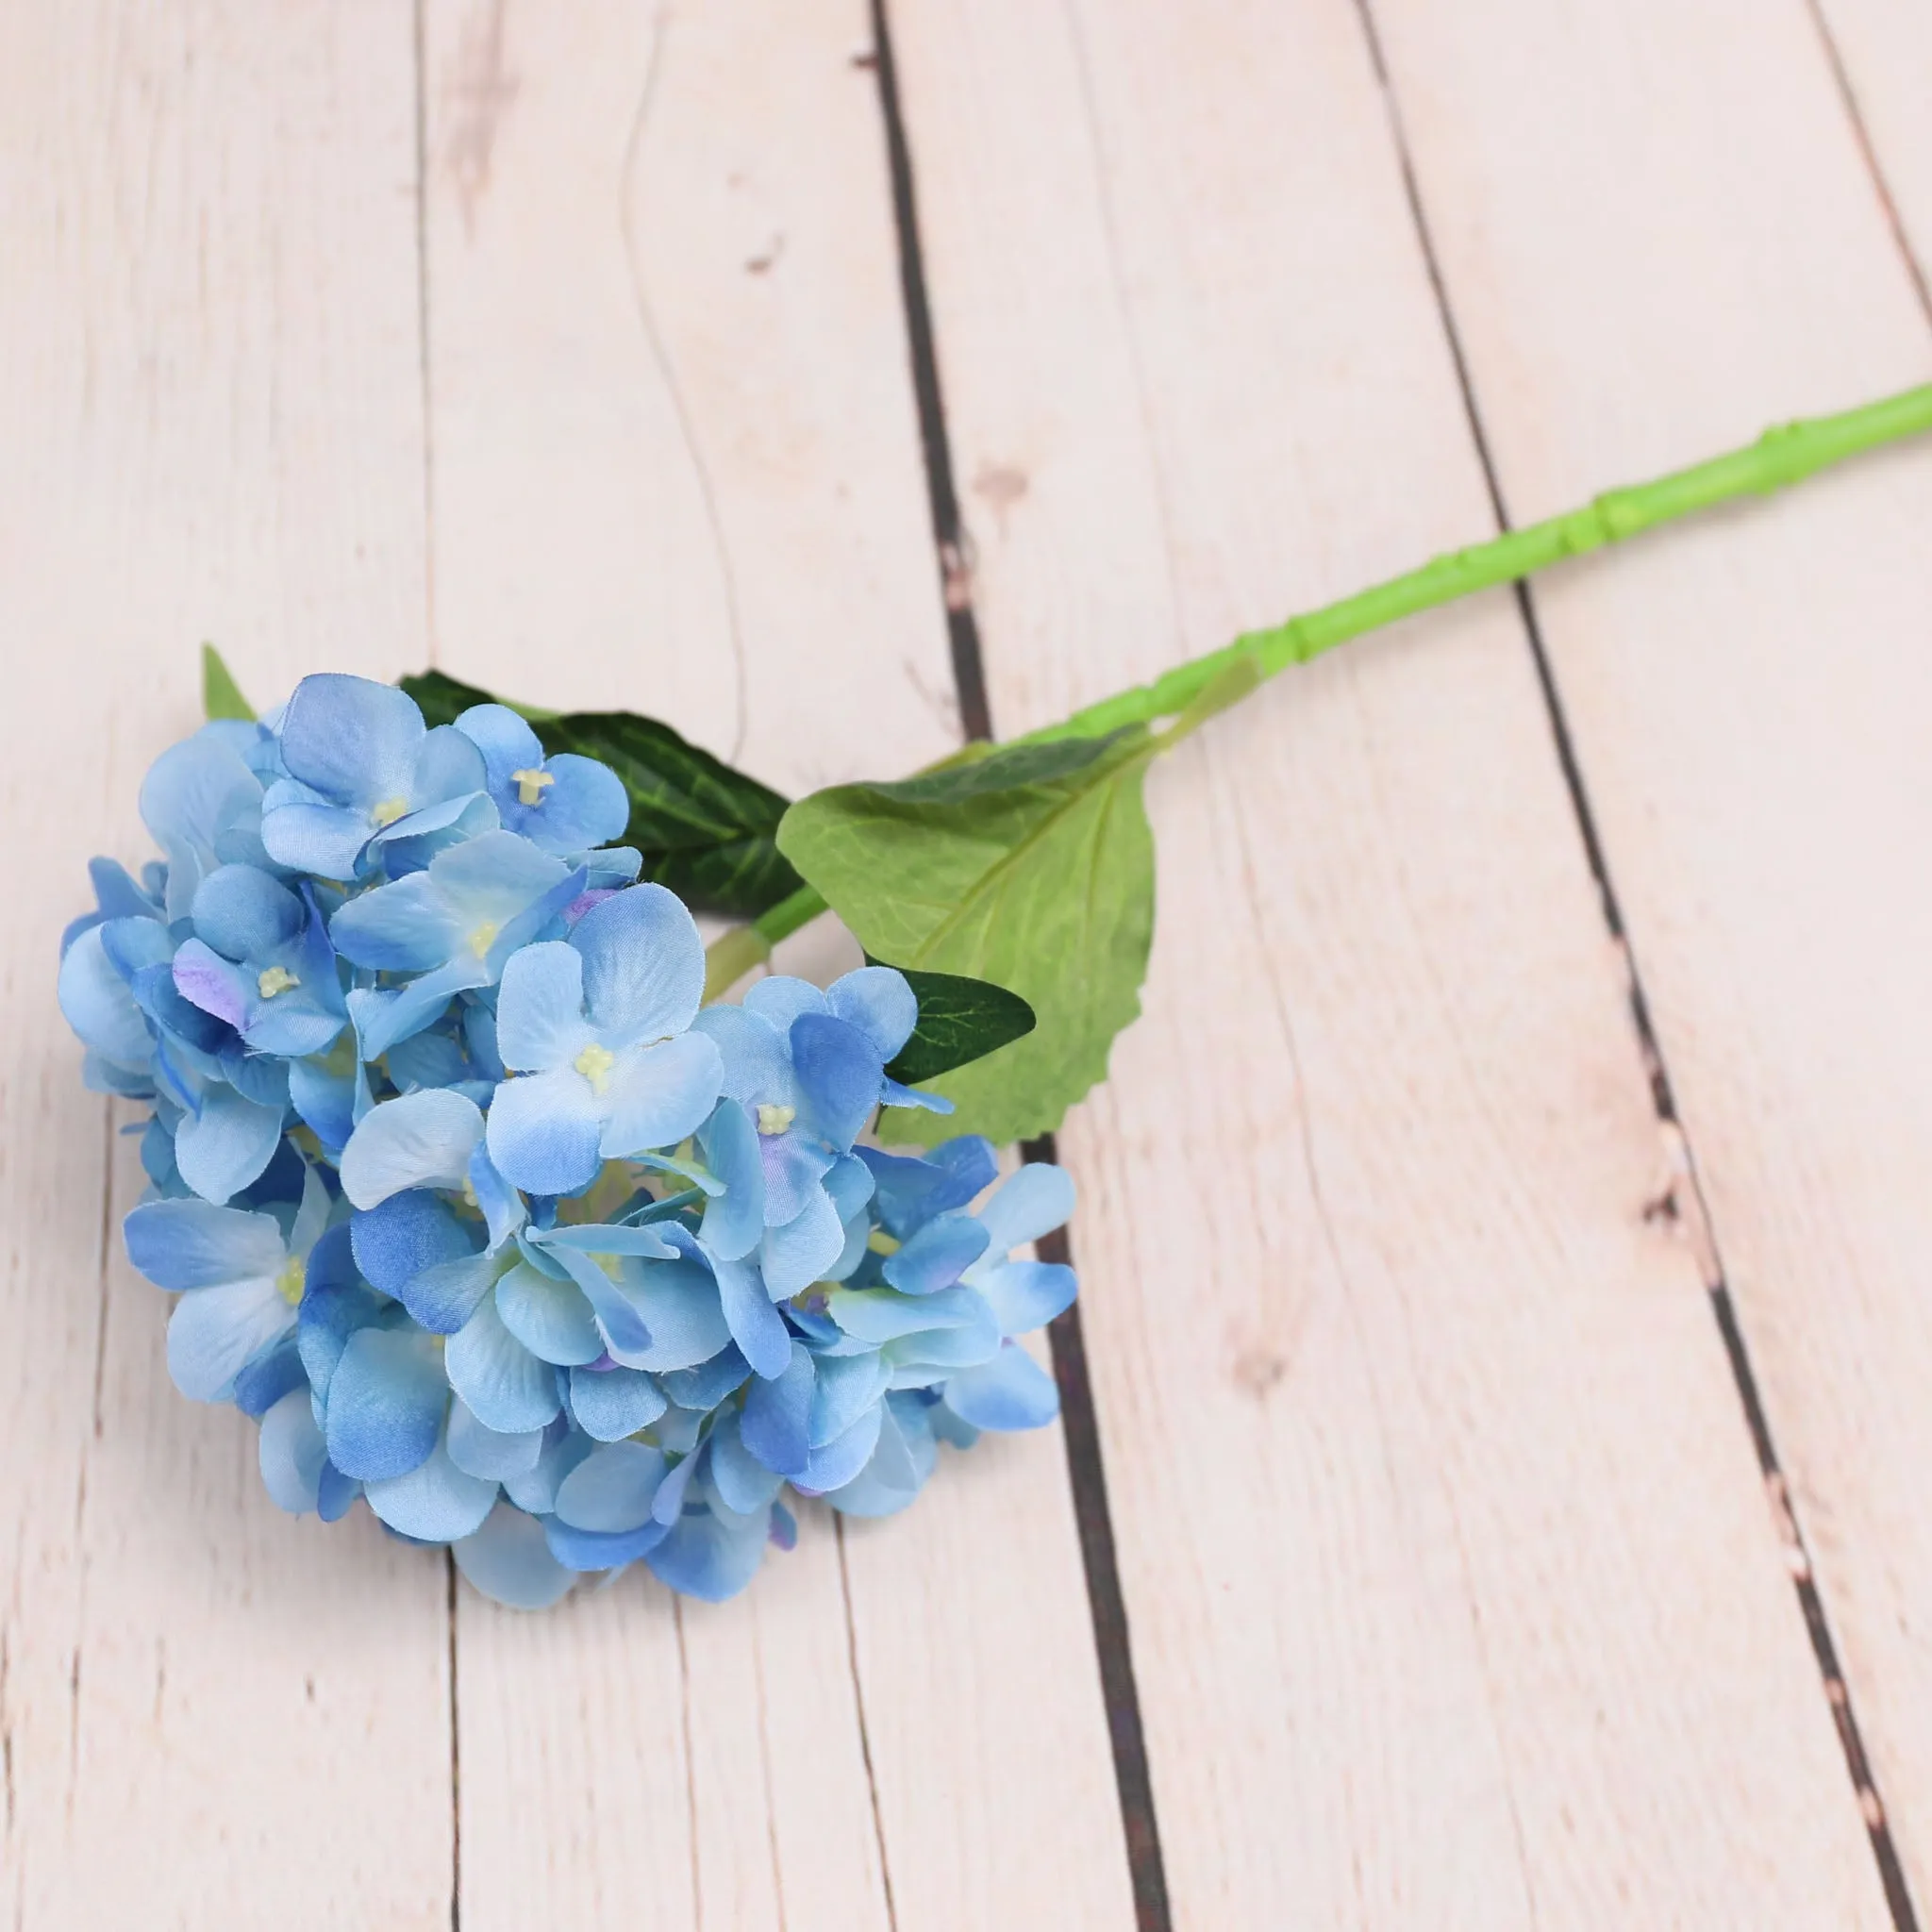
[705,380,1932,988]
[1011,381,1932,747]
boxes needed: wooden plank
[418,4,1133,1924]
[1812,0,1932,290]
[889,0,1897,1923]
[1363,0,1932,1907]
[0,6,453,1927]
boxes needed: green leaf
[776,729,1158,1143]
[396,671,803,919]
[874,964,1037,1086]
[201,644,254,722]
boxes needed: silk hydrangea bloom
[59,672,1080,1607]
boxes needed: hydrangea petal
[740,1342,814,1478]
[446,1295,564,1434]
[568,1366,668,1441]
[192,864,306,961]
[572,885,705,1043]
[644,1504,770,1603]
[554,1440,668,1534]
[617,1258,731,1373]
[485,1066,603,1197]
[711,1250,790,1380]
[695,1101,762,1260]
[58,924,154,1067]
[492,941,592,1072]
[759,1189,848,1303]
[364,1430,498,1544]
[340,1089,486,1209]
[790,1012,883,1151]
[446,1399,546,1480]
[167,1275,293,1403]
[741,976,827,1031]
[793,1402,884,1496]
[543,1514,669,1573]
[598,1032,723,1160]
[280,675,425,804]
[495,1262,604,1366]
[259,1387,327,1514]
[975,1259,1078,1336]
[883,1213,990,1296]
[826,966,918,1060]
[976,1163,1076,1256]
[453,1502,575,1609]
[350,1190,475,1299]
[175,1087,284,1204]
[942,1342,1060,1431]
[325,1328,448,1480]
[328,870,463,972]
[124,1197,284,1290]
[708,1411,785,1514]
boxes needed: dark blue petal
[740,1342,814,1478]
[788,1012,883,1151]
[542,1513,670,1573]
[643,1504,769,1602]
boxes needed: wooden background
[5,1,1932,1925]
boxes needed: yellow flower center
[866,1229,900,1257]
[574,1041,618,1094]
[467,921,499,958]
[756,1103,796,1137]
[257,965,300,998]
[275,1254,307,1307]
[370,794,410,828]
[510,767,556,808]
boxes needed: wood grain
[889,0,1896,1922]
[1365,0,1932,1907]
[0,6,451,1926]
[419,3,1132,1924]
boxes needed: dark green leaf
[396,672,804,919]
[873,964,1037,1086]
[776,729,1158,1143]
[202,643,253,722]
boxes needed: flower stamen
[370,794,410,828]
[756,1102,795,1136]
[257,965,300,998]
[575,1041,618,1094]
[510,767,555,808]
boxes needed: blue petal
[445,1295,564,1434]
[555,1440,668,1533]
[942,1342,1060,1431]
[279,674,424,807]
[340,1090,486,1210]
[809,1350,890,1448]
[692,1003,794,1109]
[572,885,705,1044]
[568,1365,668,1441]
[740,1341,814,1478]
[658,1345,752,1412]
[543,1514,670,1573]
[445,1399,546,1480]
[826,966,918,1060]
[613,1258,731,1373]
[758,1128,834,1228]
[495,1262,604,1366]
[975,1259,1078,1336]
[789,1013,882,1150]
[520,753,629,854]
[712,1249,790,1380]
[644,1504,769,1603]
[453,703,543,778]
[350,1190,476,1298]
[233,1333,307,1417]
[258,1387,327,1514]
[826,1284,991,1344]
[598,1033,723,1159]
[504,1427,592,1515]
[708,1410,786,1513]
[174,1086,284,1204]
[467,1145,525,1253]
[539,1246,654,1358]
[427,827,574,929]
[166,1275,295,1402]
[695,1101,763,1259]
[124,1197,283,1290]
[453,1502,575,1609]
[883,1213,989,1295]
[288,1056,357,1154]
[399,1250,504,1336]
[192,863,306,961]
[407,724,490,812]
[484,1066,603,1197]
[741,976,827,1030]
[317,1460,364,1522]
[977,1163,1076,1255]
[826,1397,932,1518]
[878,1077,953,1115]
[363,1429,498,1543]
[58,924,155,1067]
[793,1402,883,1495]
[491,942,591,1072]
[329,870,462,972]
[325,1327,447,1480]
[759,1189,845,1301]
[823,1153,875,1224]
[859,1138,999,1239]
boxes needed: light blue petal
[942,1342,1059,1431]
[541,1245,653,1357]
[758,1128,834,1229]
[504,1428,592,1515]
[882,1213,990,1296]
[408,723,489,809]
[572,884,706,1044]
[325,1327,448,1480]
[823,1153,875,1224]
[794,1402,884,1496]
[175,1086,284,1204]
[58,924,154,1067]
[495,1262,605,1366]
[537,1221,677,1260]
[364,1429,498,1543]
[445,1295,564,1434]
[398,1249,505,1336]
[691,1003,794,1109]
[859,1138,999,1239]
[279,674,423,805]
[259,799,376,878]
[598,1033,723,1159]
[975,1259,1078,1337]
[790,1013,883,1151]
[484,1066,603,1197]
[258,1387,327,1514]
[543,1514,669,1573]
[429,826,572,921]
[696,1101,763,1259]
[614,1258,731,1373]
[192,864,305,961]
[809,1351,891,1448]
[825,1284,991,1344]
[491,941,591,1072]
[453,704,543,777]
[568,1366,668,1441]
[877,1076,954,1115]
[644,1504,770,1603]
[349,1190,475,1298]
[347,967,477,1062]
[741,976,827,1030]
[340,1089,486,1209]
[453,1501,575,1609]
[554,1440,668,1533]
[759,1190,846,1301]
[518,753,628,854]
[740,1341,814,1478]
[975,1163,1076,1257]
[445,1399,546,1480]
[233,1334,307,1418]
[826,966,918,1060]
[166,1275,293,1402]
[708,1411,786,1514]
[124,1197,284,1290]
[708,1249,789,1379]
[826,1397,932,1518]
[467,1145,525,1253]
[289,1056,356,1153]
[329,870,462,972]
[658,1346,752,1412]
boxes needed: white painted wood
[1365,0,1932,1907]
[420,3,1132,1924]
[1814,0,1932,286]
[0,6,452,1926]
[890,0,1896,1923]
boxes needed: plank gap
[1350,0,1924,1921]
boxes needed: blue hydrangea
[61,673,1079,1607]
